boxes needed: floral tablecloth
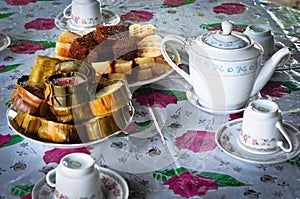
[0,0,300,198]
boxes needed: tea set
[33,153,129,199]
[161,20,300,163]
[55,0,120,32]
[33,1,299,197]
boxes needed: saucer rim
[186,86,246,115]
[32,165,129,199]
[215,118,300,164]
[0,32,11,51]
[55,9,120,32]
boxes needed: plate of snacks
[55,23,181,87]
[7,56,134,148]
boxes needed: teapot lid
[202,21,249,49]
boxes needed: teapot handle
[161,35,192,84]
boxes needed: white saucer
[55,9,120,33]
[32,165,129,199]
[0,32,11,51]
[186,87,246,114]
[215,118,300,164]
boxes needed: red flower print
[5,0,36,6]
[121,10,154,22]
[163,0,185,7]
[21,193,32,199]
[134,92,177,108]
[175,130,217,153]
[25,18,56,30]
[43,147,92,164]
[9,42,46,54]
[260,82,291,98]
[0,134,11,147]
[163,171,218,197]
[0,65,5,71]
[229,112,243,121]
[213,3,246,15]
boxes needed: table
[0,0,300,198]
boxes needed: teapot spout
[250,47,291,96]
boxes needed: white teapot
[161,21,290,111]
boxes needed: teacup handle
[161,35,192,84]
[45,168,57,187]
[276,122,293,153]
[63,3,72,18]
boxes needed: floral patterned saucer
[32,165,129,199]
[186,87,247,115]
[0,32,11,51]
[215,118,300,164]
[55,9,120,33]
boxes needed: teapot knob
[222,21,233,35]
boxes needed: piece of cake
[114,60,133,74]
[92,61,113,75]
[93,24,130,43]
[70,31,98,60]
[137,35,162,57]
[137,68,153,81]
[58,30,81,44]
[129,24,156,39]
[56,31,81,59]
[86,39,115,63]
[112,37,138,60]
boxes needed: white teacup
[244,24,275,59]
[46,153,103,199]
[63,0,103,28]
[239,99,293,154]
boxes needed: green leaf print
[270,81,300,91]
[161,0,196,8]
[11,39,56,49]
[115,120,153,137]
[153,167,248,187]
[0,135,25,149]
[0,12,15,19]
[5,100,12,108]
[198,172,249,187]
[199,23,247,30]
[153,167,188,182]
[0,64,21,73]
[11,184,34,197]
[134,87,187,101]
[288,156,300,168]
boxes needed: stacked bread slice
[55,24,181,83]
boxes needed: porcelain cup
[46,153,103,199]
[244,24,275,59]
[239,99,293,154]
[63,0,103,28]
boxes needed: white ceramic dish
[129,68,174,88]
[186,86,246,114]
[215,118,300,164]
[32,165,129,199]
[55,9,120,33]
[0,32,11,51]
[6,107,134,148]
